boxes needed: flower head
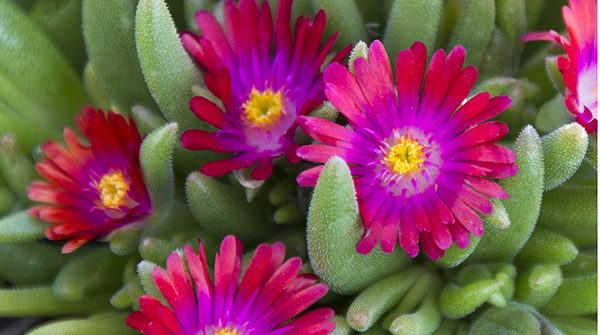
[181,0,351,180]
[297,41,518,260]
[522,0,597,133]
[27,106,152,253]
[127,235,334,335]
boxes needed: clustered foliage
[0,0,596,334]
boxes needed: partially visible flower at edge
[27,106,152,253]
[297,41,518,260]
[522,0,598,133]
[180,0,351,180]
[127,235,334,335]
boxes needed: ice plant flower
[297,41,518,260]
[522,0,597,133]
[27,106,152,253]
[127,235,334,335]
[180,0,351,180]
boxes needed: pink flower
[180,0,351,180]
[297,41,518,260]
[522,0,597,133]
[127,235,334,335]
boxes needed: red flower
[127,235,334,335]
[27,106,152,253]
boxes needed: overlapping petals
[181,0,351,180]
[297,41,518,260]
[522,0,598,133]
[27,106,152,253]
[127,235,334,335]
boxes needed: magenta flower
[27,107,152,253]
[181,0,351,180]
[522,0,597,133]
[297,41,518,260]
[127,235,334,335]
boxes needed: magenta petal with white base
[297,41,518,260]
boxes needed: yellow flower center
[243,88,283,126]
[97,171,130,209]
[214,329,238,335]
[383,136,425,174]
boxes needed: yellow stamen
[383,136,425,174]
[214,328,238,335]
[243,88,284,126]
[97,171,130,209]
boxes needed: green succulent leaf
[542,122,588,190]
[131,104,168,136]
[514,264,563,308]
[542,273,597,315]
[545,55,567,94]
[549,315,598,335]
[28,312,138,335]
[469,125,544,262]
[53,248,128,302]
[0,242,70,285]
[0,134,38,202]
[347,267,424,331]
[135,0,206,131]
[306,157,411,295]
[434,235,481,269]
[0,286,109,316]
[0,0,88,128]
[348,41,369,75]
[495,0,526,68]
[383,0,443,59]
[83,0,158,114]
[515,228,578,265]
[311,0,367,50]
[137,260,166,304]
[0,211,47,243]
[140,122,178,216]
[331,315,353,335]
[538,184,597,247]
[30,0,86,73]
[471,302,563,335]
[448,0,495,66]
[535,94,572,134]
[384,283,442,335]
[185,172,271,243]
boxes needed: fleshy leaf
[0,134,38,202]
[542,122,588,190]
[53,248,128,302]
[135,0,205,131]
[471,302,563,335]
[545,56,568,94]
[83,0,158,113]
[348,41,368,75]
[0,242,71,285]
[383,0,443,61]
[137,260,166,304]
[185,172,271,243]
[307,157,411,295]
[447,0,495,66]
[0,286,109,316]
[331,315,352,335]
[535,94,572,134]
[28,312,138,335]
[0,211,47,243]
[496,0,526,69]
[311,0,367,49]
[140,122,178,216]
[469,125,544,262]
[549,315,598,335]
[538,184,597,247]
[515,228,578,265]
[514,264,563,308]
[0,0,88,128]
[346,267,424,331]
[542,274,597,315]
